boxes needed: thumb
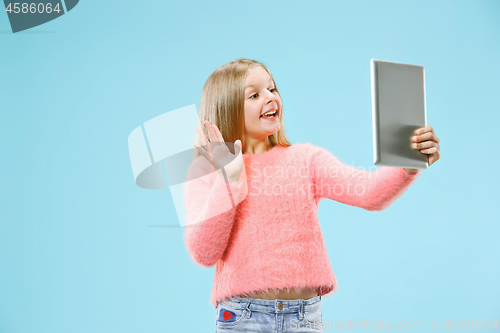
[235,140,242,153]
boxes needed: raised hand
[193,120,244,183]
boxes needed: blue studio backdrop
[1,1,499,332]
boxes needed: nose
[265,90,277,105]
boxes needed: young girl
[184,59,441,333]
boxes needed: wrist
[403,168,419,174]
[216,168,241,184]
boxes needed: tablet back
[371,59,428,169]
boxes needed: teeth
[262,111,277,117]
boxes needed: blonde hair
[193,58,292,157]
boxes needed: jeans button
[278,303,283,310]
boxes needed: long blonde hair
[193,58,292,158]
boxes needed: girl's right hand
[193,120,244,183]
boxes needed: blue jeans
[215,295,324,333]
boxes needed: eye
[250,93,258,99]
[269,87,277,93]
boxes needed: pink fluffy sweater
[183,143,420,308]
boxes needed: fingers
[412,140,440,151]
[196,127,212,156]
[204,121,218,145]
[412,126,440,147]
[421,146,439,154]
[193,143,216,172]
[413,131,439,144]
[195,120,227,159]
[196,120,219,155]
[193,143,211,162]
[414,126,440,142]
[204,121,227,149]
[413,126,441,166]
[211,124,225,143]
[413,125,433,136]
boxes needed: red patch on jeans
[223,310,233,321]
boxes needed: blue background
[1,0,499,332]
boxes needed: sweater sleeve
[183,155,248,267]
[308,144,420,211]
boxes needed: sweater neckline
[243,144,279,158]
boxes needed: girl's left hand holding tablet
[403,125,441,174]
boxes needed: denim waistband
[218,295,321,314]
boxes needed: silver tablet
[371,59,428,169]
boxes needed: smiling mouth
[260,109,279,119]
[260,110,279,120]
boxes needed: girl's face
[243,66,282,142]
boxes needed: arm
[183,156,247,267]
[308,145,420,211]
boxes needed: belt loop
[299,299,304,320]
[244,300,252,318]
